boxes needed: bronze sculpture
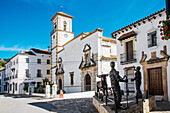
[109,61,127,109]
[131,66,142,98]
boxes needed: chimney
[21,50,24,53]
[48,46,50,53]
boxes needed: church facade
[51,12,117,93]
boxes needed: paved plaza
[49,98,98,113]
[0,93,98,113]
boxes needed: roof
[51,12,74,21]
[118,31,137,40]
[102,36,116,43]
[111,8,166,36]
[80,28,103,40]
[31,48,51,54]
[63,28,104,47]
[6,48,51,64]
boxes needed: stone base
[93,96,156,113]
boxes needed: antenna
[61,6,63,12]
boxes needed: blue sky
[0,0,165,59]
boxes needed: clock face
[64,33,68,38]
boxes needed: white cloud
[0,45,28,51]
[0,45,48,52]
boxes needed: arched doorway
[84,74,91,91]
[59,79,62,90]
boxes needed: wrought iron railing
[120,51,137,64]
[148,42,157,48]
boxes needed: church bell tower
[50,11,74,82]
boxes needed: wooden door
[126,40,133,61]
[148,67,163,95]
[85,74,91,91]
[59,79,62,90]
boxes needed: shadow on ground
[28,102,57,112]
[3,94,44,100]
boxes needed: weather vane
[61,6,63,12]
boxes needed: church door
[148,67,163,95]
[59,79,62,90]
[85,74,91,91]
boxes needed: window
[53,35,55,39]
[37,59,41,64]
[147,31,157,47]
[25,69,29,77]
[125,40,133,61]
[16,59,18,64]
[63,21,67,31]
[70,72,74,85]
[47,70,50,74]
[15,70,18,78]
[14,61,15,65]
[26,58,29,63]
[120,38,136,64]
[15,83,17,91]
[37,69,41,77]
[47,59,50,64]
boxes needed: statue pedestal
[52,84,57,98]
[45,85,50,98]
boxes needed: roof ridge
[111,8,166,35]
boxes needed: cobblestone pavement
[48,98,98,113]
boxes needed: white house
[51,12,117,93]
[4,48,51,94]
[111,8,170,101]
[0,69,5,93]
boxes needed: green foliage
[159,20,170,40]
[0,60,6,68]
[42,77,49,88]
[34,87,45,93]
[23,84,29,91]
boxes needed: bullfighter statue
[110,61,127,109]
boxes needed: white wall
[115,11,170,95]
[4,52,51,94]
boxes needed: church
[50,12,117,93]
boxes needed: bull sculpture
[97,74,108,99]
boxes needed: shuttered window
[147,31,157,48]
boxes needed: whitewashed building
[4,48,51,94]
[0,69,5,93]
[111,8,170,101]
[51,12,117,93]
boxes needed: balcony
[120,51,137,65]
[148,42,157,48]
